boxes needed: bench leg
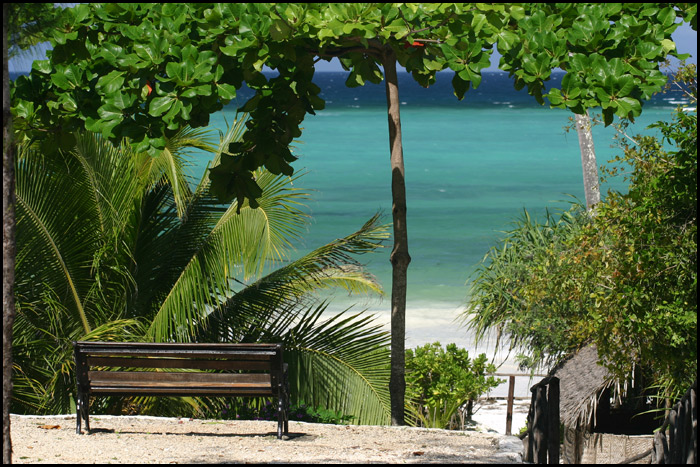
[283,384,289,435]
[277,378,290,439]
[84,405,91,433]
[76,391,90,434]
[277,396,284,439]
[76,392,84,434]
[76,401,81,435]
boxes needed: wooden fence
[651,379,697,464]
[520,376,696,464]
[525,376,560,464]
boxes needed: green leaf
[116,54,144,70]
[636,41,663,60]
[509,5,526,21]
[657,7,676,27]
[99,43,125,66]
[451,73,469,100]
[471,13,488,35]
[496,30,518,52]
[614,97,642,118]
[602,106,614,126]
[133,43,160,64]
[270,19,293,41]
[97,103,122,121]
[13,99,35,119]
[95,71,125,95]
[546,88,564,106]
[149,96,177,117]
[216,83,237,100]
[32,60,52,74]
[51,65,83,90]
[106,91,136,110]
[660,39,676,54]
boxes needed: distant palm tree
[13,118,391,424]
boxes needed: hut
[547,344,661,464]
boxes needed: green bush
[463,69,697,400]
[405,342,503,430]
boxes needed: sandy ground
[471,398,530,436]
[9,414,524,464]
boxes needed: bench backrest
[73,341,286,397]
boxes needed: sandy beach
[9,414,524,464]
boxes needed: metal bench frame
[73,341,289,439]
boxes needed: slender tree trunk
[382,46,410,426]
[3,3,16,463]
[574,110,600,210]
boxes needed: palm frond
[144,171,312,342]
[282,303,391,425]
[71,132,143,238]
[136,125,217,219]
[197,213,388,343]
[15,143,103,334]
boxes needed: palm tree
[13,118,392,424]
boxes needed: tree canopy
[10,3,697,205]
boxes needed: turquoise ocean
[194,71,687,361]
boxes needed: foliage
[214,399,354,425]
[12,119,393,424]
[9,3,696,205]
[5,4,70,59]
[463,206,593,371]
[464,97,697,399]
[586,105,697,398]
[405,342,502,429]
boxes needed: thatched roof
[549,344,614,429]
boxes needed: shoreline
[321,296,543,405]
[320,298,525,370]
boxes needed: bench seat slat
[86,357,274,371]
[88,371,271,385]
[76,342,281,360]
[92,381,272,391]
[83,351,277,360]
[89,388,275,396]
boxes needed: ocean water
[196,71,685,361]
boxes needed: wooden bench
[73,341,289,439]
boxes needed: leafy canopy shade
[10,3,695,205]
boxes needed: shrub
[405,342,503,430]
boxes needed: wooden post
[506,375,515,436]
[534,384,549,463]
[527,390,536,463]
[547,378,560,464]
[688,385,696,464]
[669,408,678,464]
[654,430,668,463]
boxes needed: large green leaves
[11,3,697,209]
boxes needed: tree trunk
[3,3,16,463]
[574,110,600,211]
[382,46,410,426]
